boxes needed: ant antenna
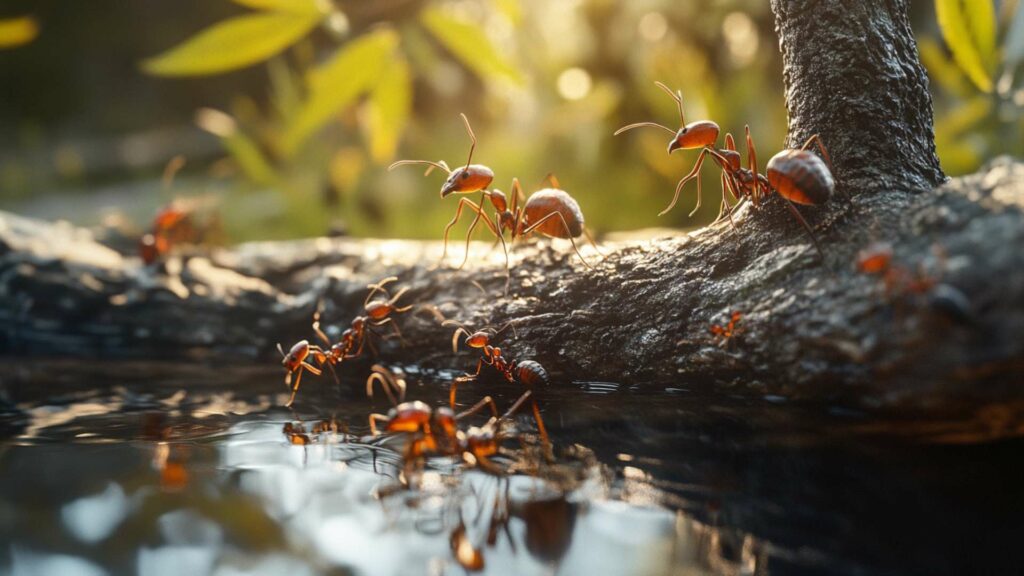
[614,121,675,136]
[387,159,452,176]
[365,276,398,305]
[460,113,477,169]
[654,81,686,126]
[443,319,473,354]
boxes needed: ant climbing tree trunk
[769,0,945,193]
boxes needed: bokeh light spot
[557,67,592,101]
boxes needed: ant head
[441,165,495,197]
[364,301,390,320]
[279,340,309,370]
[668,121,720,154]
[466,331,491,348]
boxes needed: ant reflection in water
[366,366,536,484]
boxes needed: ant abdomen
[516,360,549,388]
[766,149,834,206]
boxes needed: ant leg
[661,149,708,217]
[582,228,604,258]
[458,196,502,270]
[500,390,533,422]
[286,365,309,407]
[369,413,389,436]
[543,173,560,189]
[456,395,500,420]
[442,197,483,263]
[530,397,552,458]
[687,164,704,218]
[745,125,758,176]
[519,212,595,270]
[451,360,483,408]
[781,197,826,260]
[366,369,400,405]
[458,193,486,269]
[800,134,833,172]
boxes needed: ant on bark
[277,277,413,407]
[390,115,598,292]
[445,320,551,449]
[615,81,835,257]
[366,366,534,479]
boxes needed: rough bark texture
[770,0,945,193]
[2,159,1023,405]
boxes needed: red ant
[856,242,940,296]
[366,366,534,478]
[390,115,598,291]
[449,174,599,275]
[277,277,413,407]
[709,311,743,347]
[615,81,834,257]
[388,113,495,266]
[445,321,551,448]
[139,202,197,264]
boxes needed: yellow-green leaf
[231,0,324,14]
[0,16,38,49]
[965,0,996,70]
[283,28,399,154]
[364,58,412,163]
[935,0,993,92]
[142,12,322,77]
[491,0,523,25]
[420,7,523,85]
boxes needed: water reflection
[0,361,1023,575]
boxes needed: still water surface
[0,360,1020,575]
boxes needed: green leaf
[420,7,523,85]
[0,16,39,49]
[935,0,994,92]
[364,58,412,163]
[283,28,399,154]
[141,12,322,77]
[231,0,324,14]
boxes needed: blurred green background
[0,0,1021,243]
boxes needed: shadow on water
[0,359,1022,575]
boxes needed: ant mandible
[445,321,551,448]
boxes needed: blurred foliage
[0,15,37,49]
[925,0,1024,175]
[0,0,1018,243]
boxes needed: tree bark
[2,157,1023,405]
[770,0,945,193]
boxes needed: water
[0,360,1021,576]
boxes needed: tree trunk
[770,0,945,193]
[2,3,1021,409]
